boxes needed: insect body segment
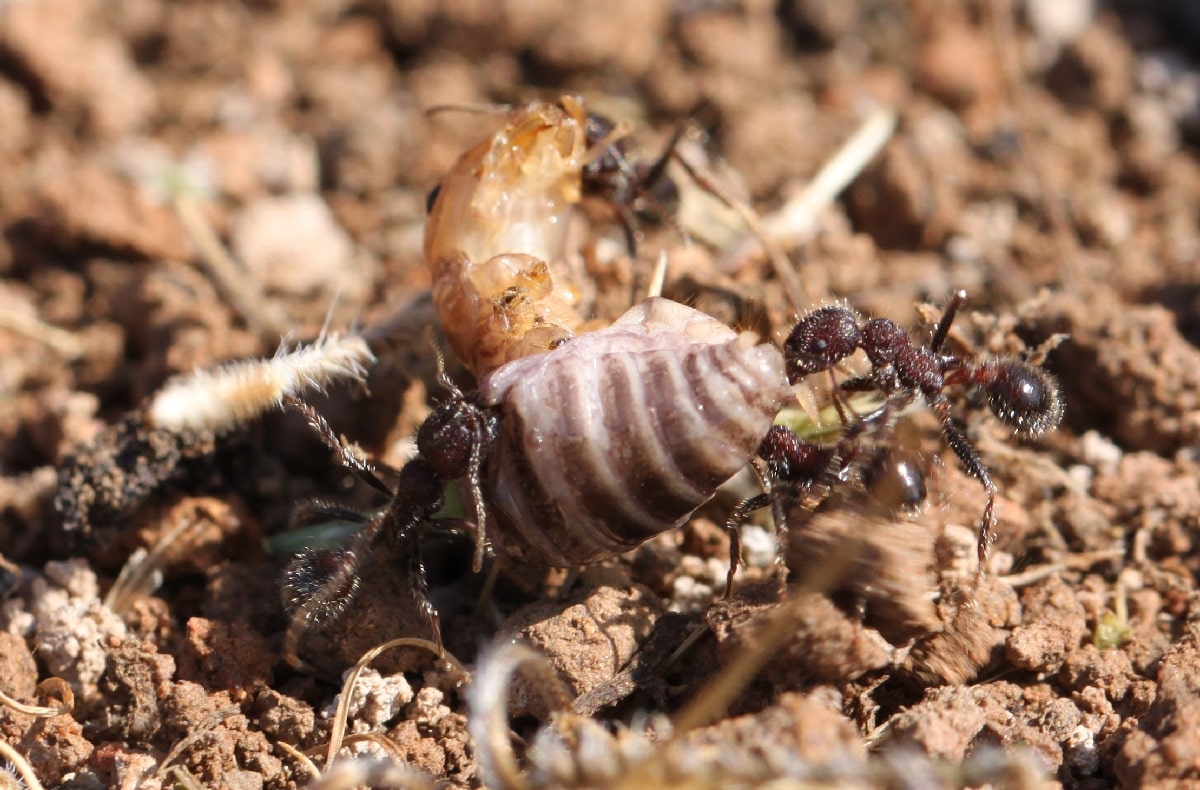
[425,99,594,378]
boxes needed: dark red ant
[579,112,683,252]
[770,291,1062,572]
[721,397,924,597]
[280,383,499,668]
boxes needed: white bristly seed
[147,334,374,432]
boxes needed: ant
[578,112,684,253]
[279,376,498,668]
[721,392,929,598]
[742,291,1062,581]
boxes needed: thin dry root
[763,107,897,246]
[274,741,319,783]
[105,515,211,615]
[0,679,73,719]
[468,643,576,790]
[325,637,467,770]
[0,303,84,359]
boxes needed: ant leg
[635,123,688,231]
[826,369,853,426]
[283,396,393,496]
[405,532,443,650]
[288,498,371,529]
[930,290,967,354]
[723,493,771,597]
[928,397,998,573]
[839,374,879,393]
[614,202,641,258]
[615,202,649,305]
[643,123,686,194]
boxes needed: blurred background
[2,1,1200,786]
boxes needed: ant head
[581,113,634,194]
[981,360,1064,438]
[783,305,861,383]
[416,395,499,480]
[757,425,834,482]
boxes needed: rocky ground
[2,0,1200,787]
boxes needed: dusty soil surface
[2,0,1200,787]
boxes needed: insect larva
[146,335,374,432]
[423,95,675,378]
[423,98,595,379]
[55,335,374,541]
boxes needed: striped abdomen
[479,298,791,566]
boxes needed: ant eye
[985,362,1063,438]
[783,305,859,382]
[425,183,442,214]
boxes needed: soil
[2,0,1200,788]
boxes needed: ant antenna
[930,289,967,354]
[424,102,515,119]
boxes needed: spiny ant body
[776,291,1063,568]
[722,400,925,596]
[281,386,500,666]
